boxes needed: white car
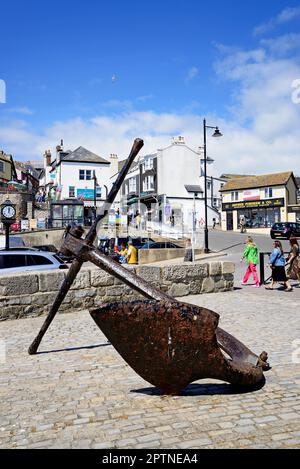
[0,249,68,274]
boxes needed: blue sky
[0,0,300,174]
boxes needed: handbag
[270,251,280,270]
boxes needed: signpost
[0,199,17,250]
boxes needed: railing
[259,252,289,285]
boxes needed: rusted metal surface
[28,137,270,396]
[28,138,144,355]
[90,300,268,395]
[58,227,270,394]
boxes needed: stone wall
[0,261,235,321]
[12,228,66,249]
[138,248,203,265]
[0,191,32,219]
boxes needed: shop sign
[222,198,285,212]
[30,219,37,229]
[243,189,260,201]
[37,218,46,229]
[288,205,300,213]
[77,188,94,200]
[21,219,29,231]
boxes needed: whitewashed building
[119,136,225,233]
[41,144,118,225]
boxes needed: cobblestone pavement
[0,289,300,449]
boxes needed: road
[205,230,300,297]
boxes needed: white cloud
[6,106,34,115]
[212,33,300,174]
[254,6,300,36]
[261,33,300,55]
[1,33,300,177]
[185,66,199,83]
[0,79,6,103]
[0,112,204,163]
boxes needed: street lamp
[93,170,98,221]
[185,185,203,263]
[203,119,223,253]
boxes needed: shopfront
[50,200,84,228]
[220,171,298,232]
[222,199,284,229]
[288,205,300,224]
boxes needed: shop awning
[127,197,139,205]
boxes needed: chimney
[44,150,52,167]
[109,154,119,177]
[171,136,185,145]
[56,140,64,164]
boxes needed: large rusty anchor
[29,139,270,395]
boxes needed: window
[0,254,26,269]
[96,186,102,198]
[69,186,75,198]
[238,207,280,229]
[0,161,4,173]
[79,169,93,180]
[143,175,154,192]
[129,177,137,193]
[26,255,53,266]
[265,187,273,198]
[142,159,154,172]
[231,191,238,201]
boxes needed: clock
[1,203,16,220]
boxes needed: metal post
[192,193,195,263]
[5,223,10,250]
[259,252,265,285]
[203,119,209,253]
[93,170,97,221]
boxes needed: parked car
[0,249,69,274]
[270,222,300,239]
[32,244,75,263]
[32,244,58,253]
[0,235,25,249]
[98,237,154,256]
[139,242,181,250]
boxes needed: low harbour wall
[0,261,235,321]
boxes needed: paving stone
[0,289,300,449]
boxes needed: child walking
[241,237,260,288]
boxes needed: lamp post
[203,119,223,253]
[93,170,97,221]
[185,185,203,263]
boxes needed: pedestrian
[286,237,300,281]
[135,210,142,230]
[212,218,216,229]
[240,216,246,233]
[170,211,175,228]
[119,242,128,264]
[240,236,260,288]
[126,241,138,264]
[184,238,193,262]
[266,240,293,291]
